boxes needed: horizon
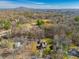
[0,0,79,9]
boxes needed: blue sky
[0,0,79,9]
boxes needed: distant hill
[13,7,79,15]
[0,7,79,15]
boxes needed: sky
[0,0,79,9]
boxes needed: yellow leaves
[33,19,53,28]
[63,55,68,59]
[42,19,54,28]
[31,41,37,53]
[63,56,75,59]
[70,44,77,49]
[42,19,52,24]
[44,23,53,28]
[70,56,78,59]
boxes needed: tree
[36,19,44,27]
[74,16,79,22]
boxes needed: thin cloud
[0,0,52,9]
[0,1,20,8]
[32,2,46,5]
[24,0,46,5]
[0,0,79,9]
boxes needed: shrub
[0,39,14,48]
[42,38,53,56]
[74,16,79,22]
[1,20,11,30]
[43,46,51,56]
[42,38,53,44]
[36,19,44,27]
